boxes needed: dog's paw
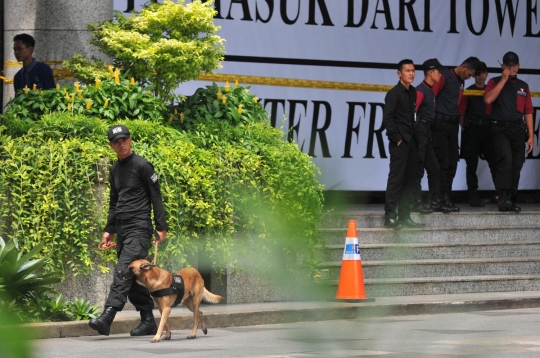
[150,336,161,343]
[186,335,196,339]
[164,334,171,340]
[203,328,208,335]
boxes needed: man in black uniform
[383,59,424,229]
[432,57,482,212]
[89,125,168,336]
[412,58,452,214]
[484,52,534,212]
[459,62,497,207]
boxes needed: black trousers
[490,122,526,193]
[385,135,419,218]
[414,119,440,201]
[105,219,154,311]
[432,114,460,196]
[460,123,497,191]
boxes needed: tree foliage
[88,0,225,101]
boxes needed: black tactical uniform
[484,53,534,212]
[459,83,497,206]
[104,152,167,310]
[89,125,167,337]
[384,79,424,228]
[432,68,463,212]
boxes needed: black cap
[108,125,130,142]
[423,58,445,72]
[502,51,519,65]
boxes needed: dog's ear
[140,263,155,270]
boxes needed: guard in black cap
[107,124,131,142]
[458,62,497,207]
[484,52,533,212]
[90,124,168,337]
[502,51,519,66]
[411,58,453,214]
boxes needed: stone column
[3,0,112,109]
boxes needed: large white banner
[114,0,540,190]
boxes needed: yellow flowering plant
[169,82,267,130]
[5,70,167,122]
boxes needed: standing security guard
[432,57,482,212]
[484,52,534,212]
[383,59,424,229]
[412,58,452,214]
[459,62,497,207]
[89,124,168,336]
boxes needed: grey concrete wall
[3,0,113,108]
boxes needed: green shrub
[171,82,266,130]
[0,108,324,276]
[89,0,224,101]
[4,70,167,122]
[62,54,110,84]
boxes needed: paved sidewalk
[25,291,540,339]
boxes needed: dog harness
[150,273,185,307]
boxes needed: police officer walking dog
[89,124,168,336]
[484,52,534,212]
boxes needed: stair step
[322,211,540,229]
[323,274,540,297]
[314,206,540,298]
[320,226,540,245]
[319,257,540,279]
[317,242,540,261]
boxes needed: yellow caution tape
[198,73,394,92]
[4,61,22,67]
[1,64,539,97]
[200,73,540,97]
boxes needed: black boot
[497,190,509,212]
[507,192,521,213]
[430,195,452,214]
[384,213,403,229]
[411,195,434,215]
[89,307,117,336]
[442,193,460,212]
[130,310,158,336]
[469,190,484,207]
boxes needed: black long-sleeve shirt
[383,81,416,144]
[459,83,490,122]
[433,68,464,117]
[104,152,167,233]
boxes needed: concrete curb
[24,292,540,339]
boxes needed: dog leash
[98,242,116,251]
[153,241,159,265]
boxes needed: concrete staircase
[317,208,540,297]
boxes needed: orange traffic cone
[336,220,369,301]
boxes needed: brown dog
[124,259,223,342]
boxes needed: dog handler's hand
[99,232,116,250]
[154,230,166,245]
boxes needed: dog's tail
[202,288,223,304]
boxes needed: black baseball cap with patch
[108,124,130,142]
[503,51,519,65]
[422,58,445,72]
